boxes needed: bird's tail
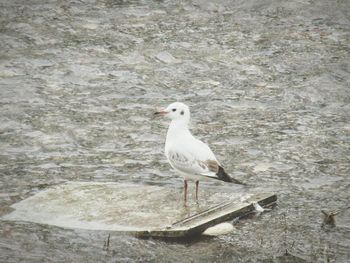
[217,166,245,185]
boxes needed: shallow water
[2,181,253,231]
[0,0,349,262]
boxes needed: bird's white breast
[164,120,218,166]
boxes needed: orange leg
[184,179,188,204]
[195,180,199,201]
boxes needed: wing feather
[167,149,218,178]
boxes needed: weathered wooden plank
[2,182,277,238]
[136,192,277,238]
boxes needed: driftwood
[2,182,277,239]
[135,192,277,238]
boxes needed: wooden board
[135,192,277,238]
[1,182,277,238]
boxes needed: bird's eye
[172,109,176,112]
[180,110,184,115]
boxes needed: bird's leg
[183,179,188,204]
[195,180,199,202]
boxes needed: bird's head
[155,102,190,123]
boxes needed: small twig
[103,234,110,251]
[282,212,288,255]
[321,210,336,227]
[321,206,350,228]
[321,207,348,228]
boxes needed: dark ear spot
[180,110,184,115]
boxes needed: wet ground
[0,0,349,262]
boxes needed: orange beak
[154,110,168,116]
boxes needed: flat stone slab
[2,182,277,238]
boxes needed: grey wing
[167,149,219,178]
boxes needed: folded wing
[166,140,243,184]
[167,149,219,179]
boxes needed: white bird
[155,102,243,203]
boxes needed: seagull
[155,102,243,203]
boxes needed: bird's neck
[166,120,191,141]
